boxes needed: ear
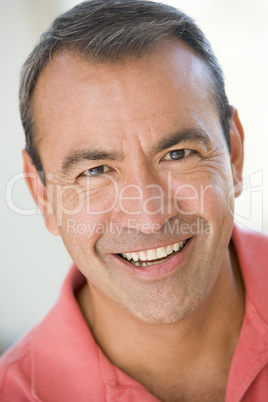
[22,149,60,235]
[229,106,244,197]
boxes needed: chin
[125,297,201,326]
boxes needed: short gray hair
[19,0,231,180]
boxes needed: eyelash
[80,148,194,178]
[162,148,193,162]
[82,165,111,177]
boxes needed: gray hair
[19,0,231,181]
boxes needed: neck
[77,243,244,399]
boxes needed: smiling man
[1,1,268,401]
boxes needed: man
[0,0,267,400]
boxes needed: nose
[112,165,178,234]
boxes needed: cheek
[59,206,113,245]
[46,184,117,254]
[170,165,234,219]
[51,182,118,226]
[171,179,209,216]
[77,177,120,214]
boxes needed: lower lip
[114,239,191,280]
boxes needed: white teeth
[139,251,148,261]
[167,245,173,255]
[121,240,188,265]
[147,249,157,260]
[131,252,139,262]
[156,247,167,259]
[173,243,180,252]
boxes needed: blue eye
[83,165,110,176]
[164,149,192,161]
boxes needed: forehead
[32,39,218,164]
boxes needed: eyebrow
[150,128,211,155]
[61,127,211,175]
[61,149,121,174]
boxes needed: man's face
[30,40,242,324]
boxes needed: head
[21,0,244,325]
[20,0,232,183]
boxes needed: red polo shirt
[0,225,268,401]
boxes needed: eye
[163,149,192,161]
[82,165,111,177]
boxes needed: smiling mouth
[118,239,189,268]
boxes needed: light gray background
[1,0,268,354]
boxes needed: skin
[24,39,245,401]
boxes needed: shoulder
[0,266,105,400]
